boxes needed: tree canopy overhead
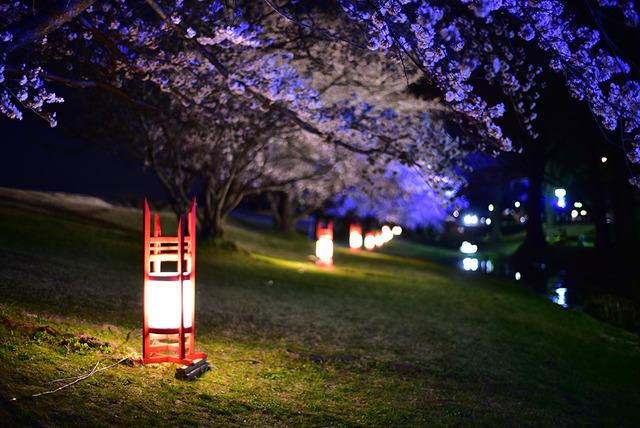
[1,0,639,235]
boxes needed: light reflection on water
[553,287,568,308]
[457,257,573,309]
[459,257,494,274]
[462,257,479,271]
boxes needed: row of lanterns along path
[139,201,402,378]
[314,221,402,268]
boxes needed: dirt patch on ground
[0,309,114,352]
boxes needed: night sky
[0,115,165,201]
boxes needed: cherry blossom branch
[1,0,97,54]
[142,0,390,157]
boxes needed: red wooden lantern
[374,230,384,248]
[142,199,206,367]
[315,220,334,267]
[349,224,363,252]
[364,232,375,251]
[381,225,394,243]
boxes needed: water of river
[457,256,577,309]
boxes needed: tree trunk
[199,178,224,239]
[610,152,638,252]
[517,141,547,262]
[608,151,640,297]
[200,203,224,239]
[269,191,295,234]
[590,154,610,251]
[489,182,503,243]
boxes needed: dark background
[0,115,165,201]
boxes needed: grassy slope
[0,194,639,427]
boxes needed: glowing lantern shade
[142,199,206,366]
[381,225,394,243]
[364,232,375,251]
[315,221,334,267]
[374,231,384,247]
[349,224,363,252]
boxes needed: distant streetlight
[554,188,567,208]
[514,201,521,208]
[392,225,402,236]
[142,199,207,370]
[488,203,494,212]
[601,157,608,163]
[459,241,478,254]
[463,214,479,226]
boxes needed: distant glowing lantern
[315,220,334,267]
[381,225,394,243]
[142,199,207,369]
[364,233,375,250]
[514,201,521,208]
[601,156,608,163]
[349,224,363,252]
[374,231,384,247]
[488,204,494,212]
[392,225,402,236]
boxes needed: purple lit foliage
[2,0,640,239]
[330,0,640,182]
[333,161,462,230]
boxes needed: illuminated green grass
[0,192,638,426]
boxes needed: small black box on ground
[175,358,210,380]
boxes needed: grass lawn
[0,189,639,427]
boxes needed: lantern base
[141,351,207,366]
[315,260,333,269]
[175,358,210,381]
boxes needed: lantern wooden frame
[142,198,206,365]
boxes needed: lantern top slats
[148,254,192,264]
[149,236,183,243]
